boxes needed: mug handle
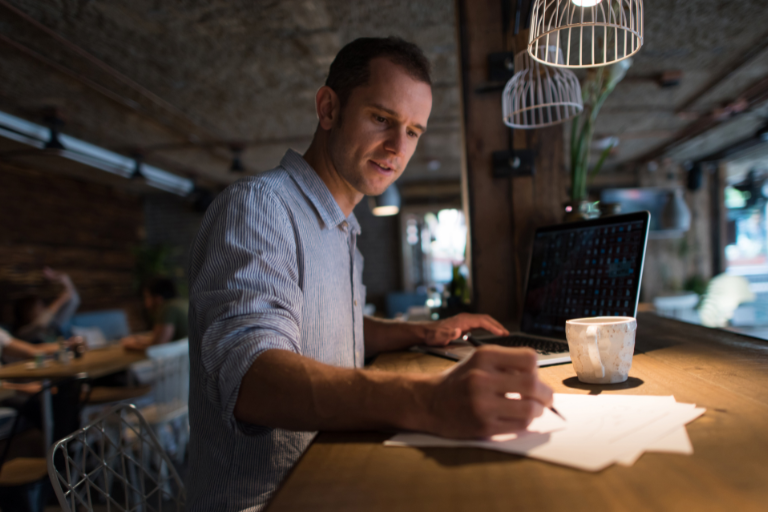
[586,325,605,379]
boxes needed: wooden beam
[633,75,768,165]
[458,0,566,323]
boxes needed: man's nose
[384,129,407,156]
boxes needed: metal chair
[0,375,90,512]
[141,339,190,464]
[47,403,185,512]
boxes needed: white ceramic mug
[565,316,637,384]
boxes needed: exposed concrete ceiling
[2,0,768,191]
[0,0,460,188]
[593,0,768,170]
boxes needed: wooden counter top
[265,313,768,512]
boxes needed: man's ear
[316,85,340,131]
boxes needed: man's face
[143,289,157,311]
[327,57,432,197]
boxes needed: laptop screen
[520,212,650,340]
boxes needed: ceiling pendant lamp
[369,184,401,217]
[528,0,643,68]
[229,145,245,172]
[503,47,583,129]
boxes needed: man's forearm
[234,348,434,432]
[364,313,510,357]
[363,316,428,356]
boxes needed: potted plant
[567,58,633,221]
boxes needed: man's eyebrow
[371,103,427,133]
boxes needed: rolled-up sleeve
[189,181,303,433]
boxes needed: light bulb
[571,0,603,6]
[372,205,399,217]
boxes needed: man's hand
[42,267,73,287]
[420,313,509,347]
[364,313,510,357]
[63,335,87,355]
[234,346,552,439]
[422,345,552,439]
[121,334,150,351]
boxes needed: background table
[0,344,147,381]
[264,313,768,512]
[0,345,147,447]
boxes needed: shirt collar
[281,149,361,234]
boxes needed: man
[14,267,80,343]
[187,37,553,511]
[121,277,189,350]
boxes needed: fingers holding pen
[426,345,554,439]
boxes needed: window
[401,208,467,292]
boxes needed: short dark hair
[144,277,177,300]
[325,37,432,107]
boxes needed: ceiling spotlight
[43,113,65,150]
[131,154,144,180]
[230,145,245,172]
[369,184,401,217]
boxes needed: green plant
[570,58,633,202]
[132,244,186,296]
[684,275,708,297]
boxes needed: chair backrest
[146,339,189,416]
[67,309,131,341]
[48,403,185,512]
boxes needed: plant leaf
[589,143,615,178]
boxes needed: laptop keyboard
[485,335,569,355]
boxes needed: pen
[461,333,566,422]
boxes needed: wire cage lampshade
[528,0,643,68]
[503,47,583,129]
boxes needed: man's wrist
[403,372,439,432]
[404,321,430,345]
[366,370,437,433]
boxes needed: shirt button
[340,221,348,230]
[354,300,358,306]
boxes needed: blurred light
[0,110,193,196]
[571,0,603,5]
[372,205,399,216]
[369,184,401,217]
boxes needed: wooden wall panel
[0,162,145,331]
[458,1,567,323]
[458,0,515,322]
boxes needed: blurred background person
[0,326,84,393]
[121,277,188,350]
[13,267,80,344]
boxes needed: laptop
[421,211,651,366]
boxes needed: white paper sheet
[648,426,693,454]
[385,394,706,472]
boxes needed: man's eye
[408,130,419,138]
[375,115,387,123]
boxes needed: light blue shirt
[186,150,366,511]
